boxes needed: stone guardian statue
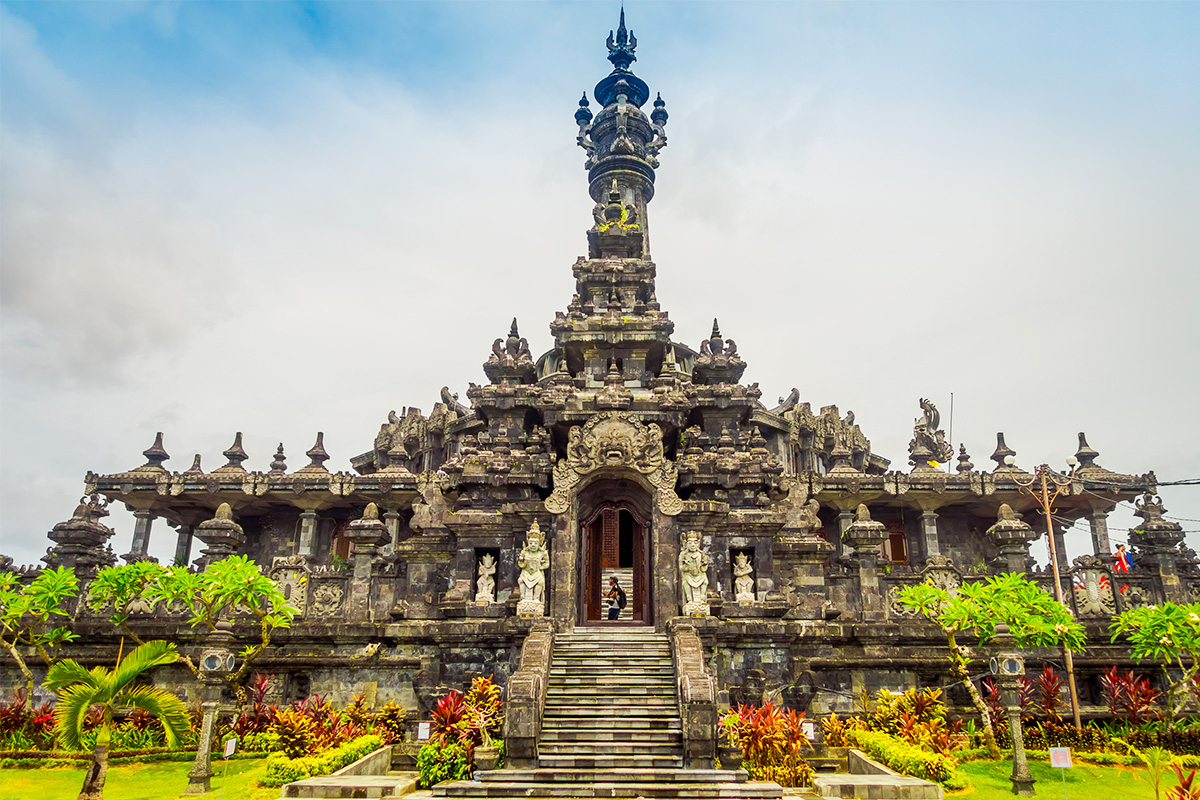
[678,530,710,616]
[476,553,497,604]
[733,551,755,603]
[517,522,550,617]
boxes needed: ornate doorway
[580,504,651,625]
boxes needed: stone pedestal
[773,537,833,620]
[986,504,1039,575]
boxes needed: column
[1051,520,1070,574]
[1089,510,1111,557]
[123,509,154,563]
[836,510,854,559]
[384,509,402,548]
[298,510,319,559]
[920,511,941,559]
[173,525,193,567]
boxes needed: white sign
[1049,747,1072,768]
[417,722,431,741]
[801,721,815,741]
[223,737,237,758]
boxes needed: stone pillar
[193,504,244,569]
[173,525,194,567]
[1051,520,1070,575]
[123,509,155,563]
[986,504,1038,575]
[1089,510,1111,557]
[345,503,389,619]
[919,510,940,559]
[836,510,854,560]
[383,508,402,549]
[773,537,832,620]
[1130,493,1186,604]
[297,510,319,559]
[843,505,888,621]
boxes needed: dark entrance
[580,504,651,624]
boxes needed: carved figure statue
[476,553,497,604]
[517,522,550,616]
[908,397,954,466]
[733,552,755,603]
[678,530,710,616]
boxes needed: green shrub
[260,733,383,787]
[242,730,282,753]
[846,728,962,786]
[417,740,470,788]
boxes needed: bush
[846,728,962,786]
[417,740,470,788]
[241,730,282,753]
[717,702,814,787]
[260,733,383,787]
[373,702,407,744]
[272,708,317,759]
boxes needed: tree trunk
[2,640,35,711]
[78,741,109,800]
[948,632,1000,759]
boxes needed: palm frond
[44,659,101,693]
[53,684,99,751]
[118,684,190,748]
[111,640,179,694]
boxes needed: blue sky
[2,1,1199,567]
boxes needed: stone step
[431,781,781,798]
[543,709,681,721]
[542,717,682,729]
[810,774,941,799]
[474,769,748,784]
[536,754,685,769]
[545,685,676,696]
[545,697,677,707]
[547,676,676,685]
[539,730,682,743]
[538,742,683,756]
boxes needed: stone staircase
[433,627,780,799]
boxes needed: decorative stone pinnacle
[651,92,668,127]
[575,93,593,127]
[990,432,1017,469]
[221,433,248,471]
[509,317,520,338]
[956,444,974,473]
[606,7,638,70]
[844,504,887,553]
[305,432,330,471]
[214,502,234,522]
[140,432,170,470]
[269,444,287,475]
[183,454,204,476]
[711,318,722,339]
[1075,432,1100,470]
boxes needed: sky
[2,1,1198,570]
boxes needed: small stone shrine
[4,12,1189,742]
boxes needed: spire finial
[711,318,722,338]
[605,7,638,71]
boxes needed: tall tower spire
[575,8,668,260]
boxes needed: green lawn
[0,758,278,800]
[952,759,1169,800]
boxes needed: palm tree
[45,639,190,800]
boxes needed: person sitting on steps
[605,576,626,620]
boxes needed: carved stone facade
[4,12,1184,733]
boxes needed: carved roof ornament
[484,318,536,384]
[588,179,643,259]
[138,432,170,471]
[990,432,1018,470]
[955,444,974,473]
[1131,492,1184,552]
[300,432,330,473]
[693,318,747,385]
[907,398,954,472]
[1074,432,1101,470]
[770,388,801,416]
[182,454,205,477]
[269,444,287,475]
[545,411,682,516]
[215,432,248,473]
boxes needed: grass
[0,757,278,800]
[952,758,1175,800]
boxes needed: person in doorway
[605,576,626,620]
[1113,543,1133,573]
